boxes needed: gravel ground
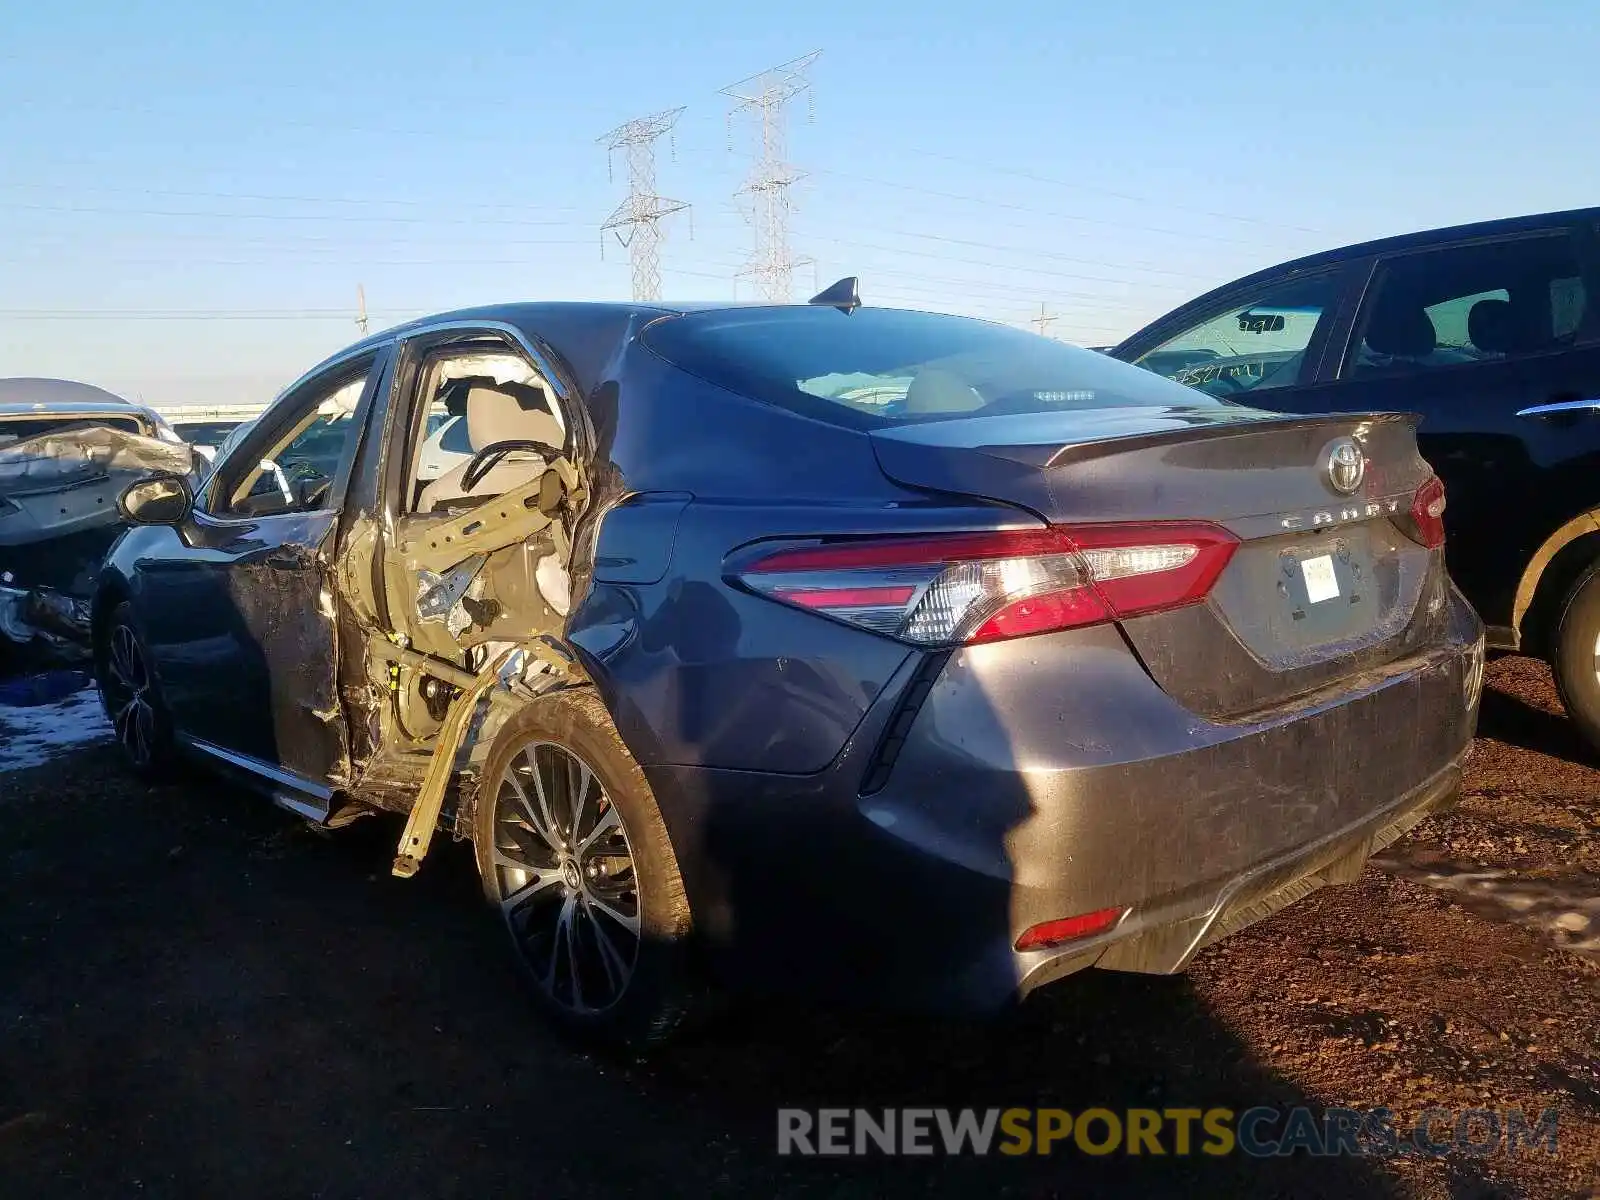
[2,659,1597,1199]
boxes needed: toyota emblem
[1325,437,1365,495]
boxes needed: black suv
[1113,208,1600,748]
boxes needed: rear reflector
[1408,475,1446,548]
[1015,906,1127,952]
[734,523,1238,647]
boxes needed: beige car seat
[901,368,985,415]
[416,381,564,512]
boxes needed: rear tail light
[1408,476,1446,548]
[1015,906,1127,952]
[734,523,1238,647]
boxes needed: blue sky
[2,0,1595,404]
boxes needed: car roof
[0,377,143,414]
[0,398,155,420]
[345,300,734,352]
[1114,206,1600,351]
[1253,206,1598,276]
[294,299,773,407]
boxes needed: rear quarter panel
[568,353,1030,774]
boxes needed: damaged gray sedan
[1,384,196,665]
[93,297,1484,1045]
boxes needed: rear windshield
[641,306,1223,428]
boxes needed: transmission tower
[1030,303,1058,338]
[722,51,820,302]
[599,107,692,301]
[356,284,369,336]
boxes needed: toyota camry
[92,285,1483,1045]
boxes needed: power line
[832,268,1153,308]
[3,96,1310,235]
[0,180,583,214]
[0,201,589,228]
[894,147,1324,235]
[13,99,1317,245]
[860,290,1136,336]
[826,227,1218,280]
[667,251,1159,308]
[797,232,1194,291]
[676,141,1316,250]
[722,52,820,302]
[787,163,1278,248]
[1,233,604,251]
[0,308,430,320]
[599,108,692,302]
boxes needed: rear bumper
[642,593,1483,1012]
[1016,756,1463,996]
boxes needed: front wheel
[473,688,701,1047]
[95,601,179,779]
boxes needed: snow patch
[0,684,113,772]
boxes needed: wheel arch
[89,570,133,651]
[1512,510,1600,658]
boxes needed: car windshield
[642,306,1221,428]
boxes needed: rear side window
[1345,234,1586,378]
[641,307,1221,428]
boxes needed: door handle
[1515,398,1600,418]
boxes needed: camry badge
[1325,437,1365,495]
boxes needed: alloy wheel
[103,623,157,768]
[491,740,642,1014]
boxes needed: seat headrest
[901,368,984,415]
[1468,298,1540,355]
[465,383,563,453]
[1364,296,1437,358]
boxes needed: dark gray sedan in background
[92,294,1483,1044]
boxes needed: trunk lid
[869,405,1450,719]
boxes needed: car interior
[1348,237,1589,376]
[224,373,369,517]
[1131,275,1339,396]
[406,353,566,515]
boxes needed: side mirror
[118,474,194,526]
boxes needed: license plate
[1299,554,1340,604]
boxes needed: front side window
[217,370,369,517]
[642,307,1223,429]
[1131,271,1341,398]
[1345,234,1586,379]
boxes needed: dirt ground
[2,658,1597,1199]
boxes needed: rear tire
[1551,561,1600,754]
[473,688,701,1048]
[94,600,179,780]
